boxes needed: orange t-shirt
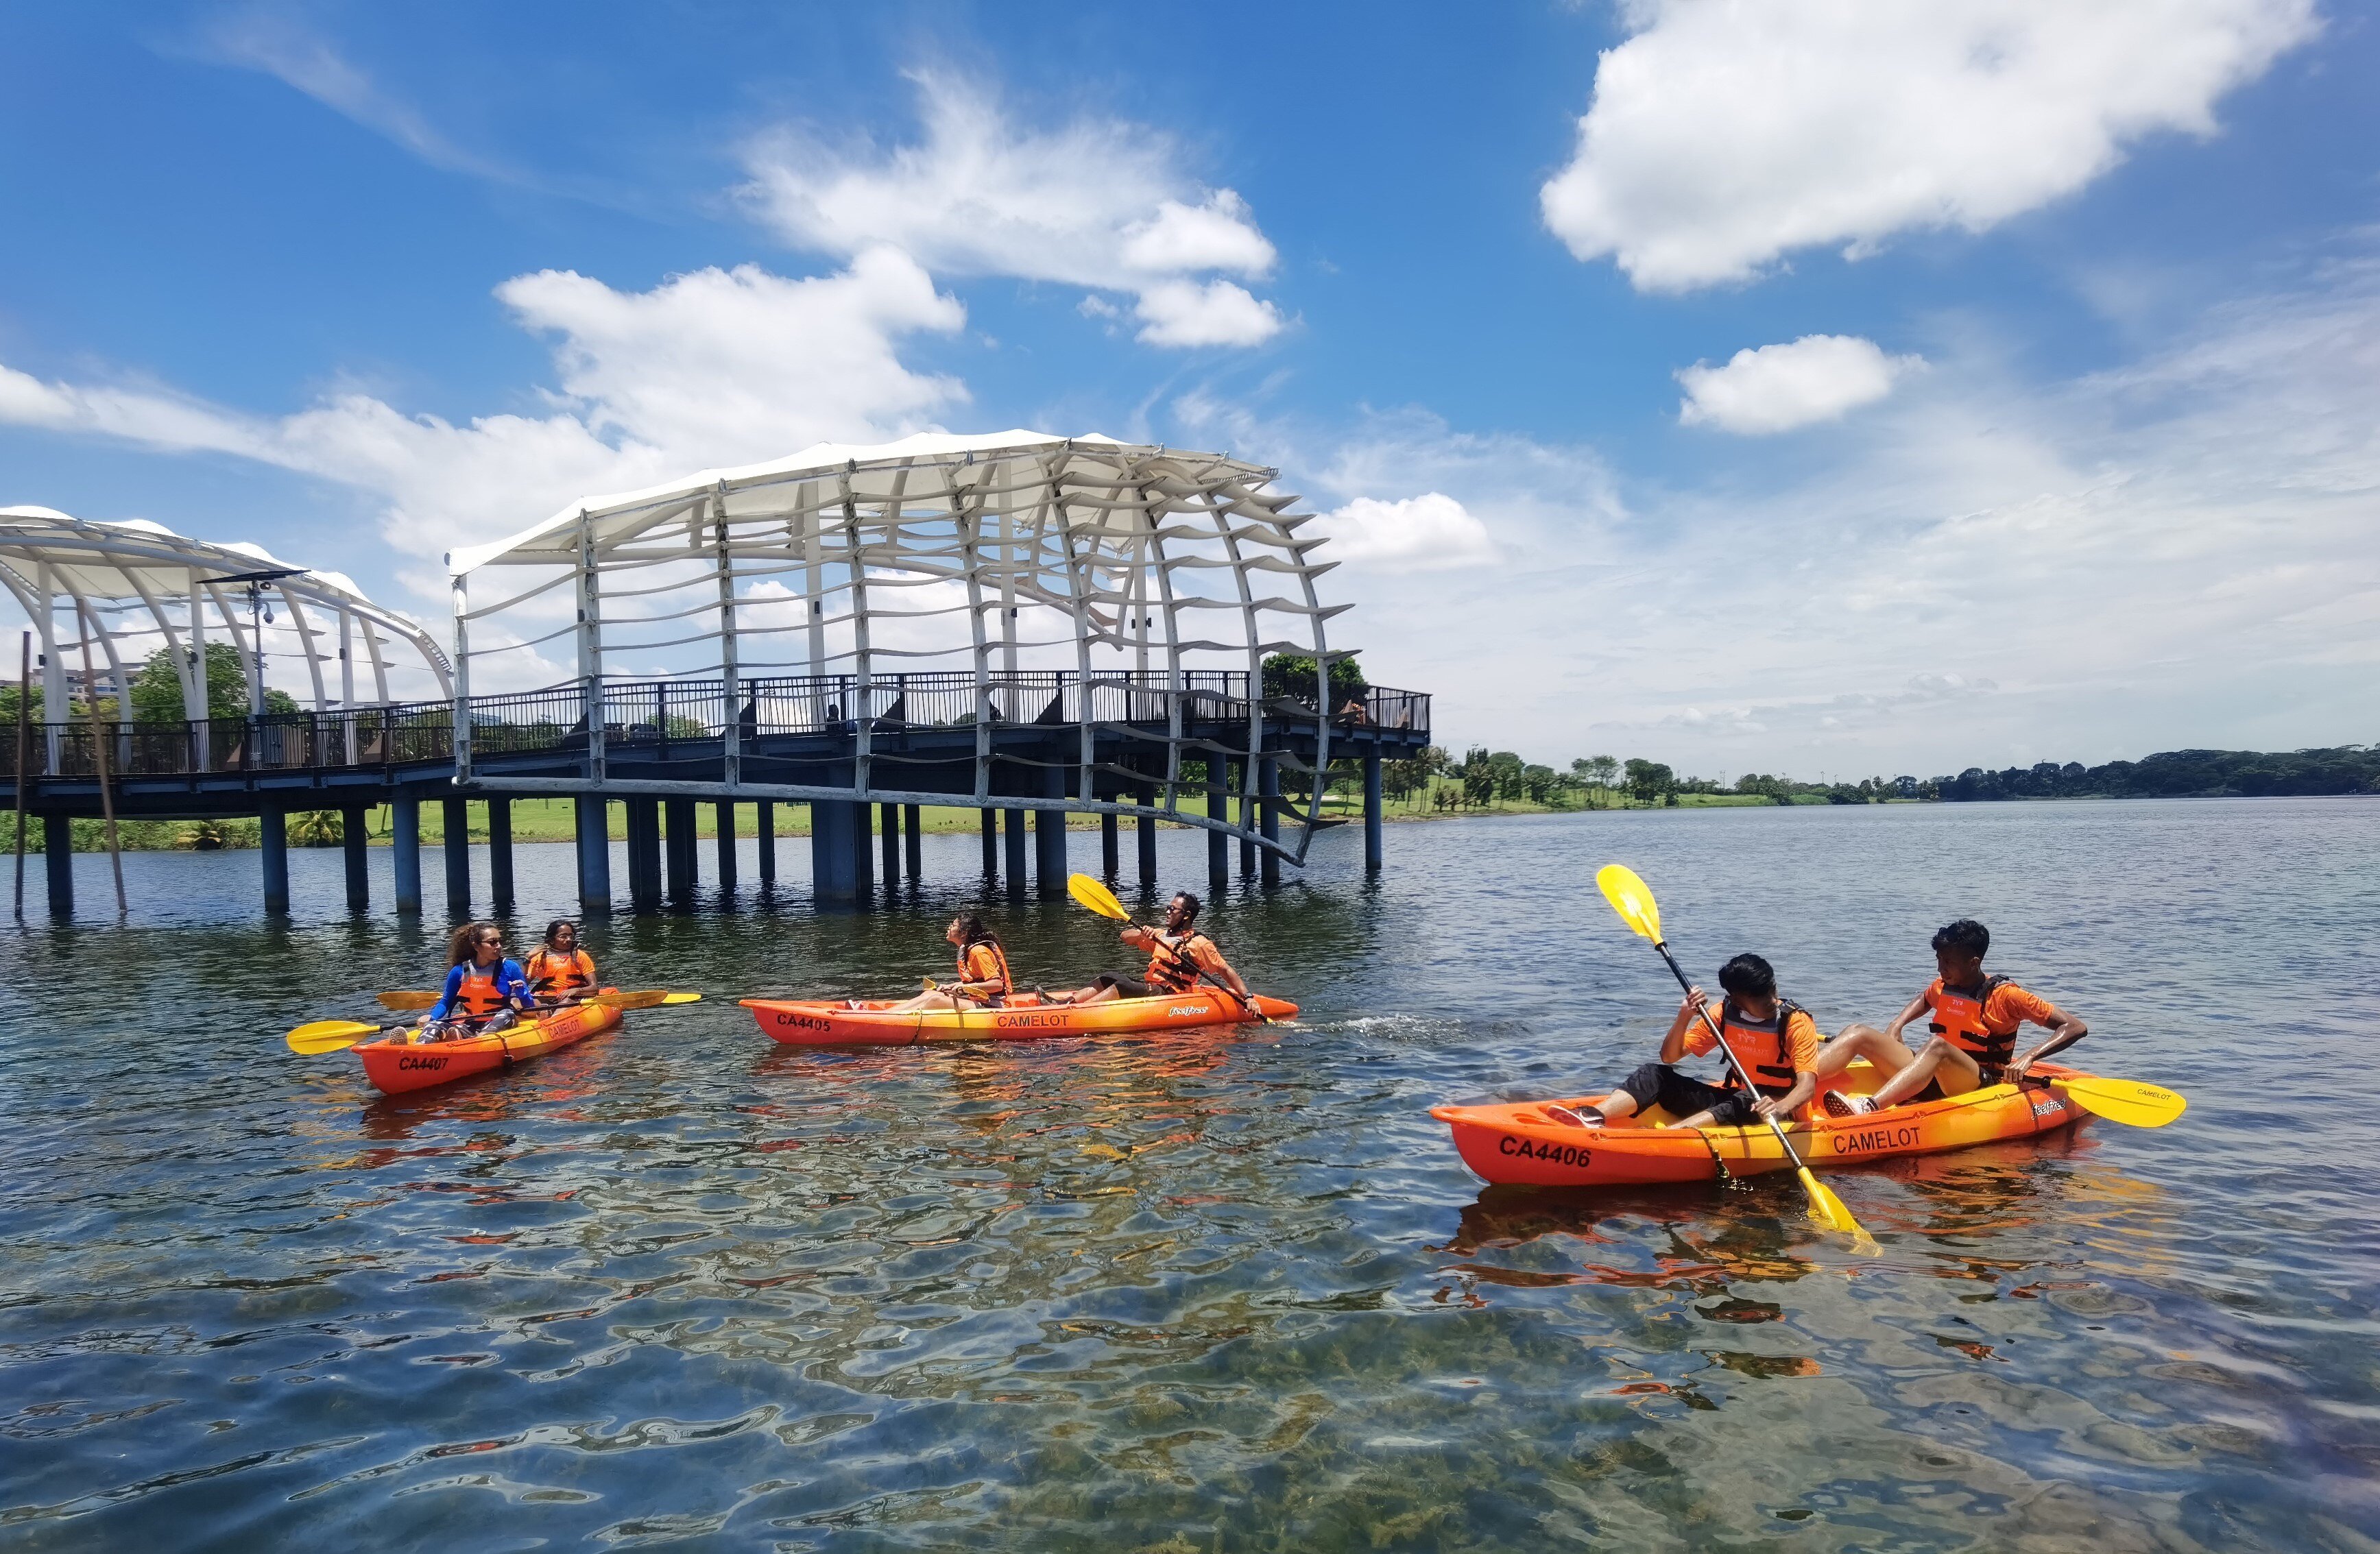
[1921,978,2056,1034]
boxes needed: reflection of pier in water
[5,435,1431,917]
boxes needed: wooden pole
[13,631,29,917]
[76,607,128,914]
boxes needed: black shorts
[1613,1062,1787,1127]
[1092,973,1155,999]
[1910,1063,2006,1104]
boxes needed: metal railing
[0,672,1429,781]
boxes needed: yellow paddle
[376,988,699,1012]
[2032,1073,2185,1128]
[1065,873,1269,1021]
[286,1018,405,1055]
[1596,864,1879,1254]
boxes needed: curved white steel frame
[447,431,1355,862]
[0,507,453,740]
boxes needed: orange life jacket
[1928,976,2019,1075]
[452,961,513,1020]
[1144,931,1217,995]
[1712,997,1812,1100]
[525,947,597,1001]
[955,940,1012,1003]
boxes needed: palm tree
[290,810,344,847]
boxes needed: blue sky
[2,1,2374,777]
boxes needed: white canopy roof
[446,430,1286,575]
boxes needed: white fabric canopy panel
[447,431,1357,858]
[0,506,452,727]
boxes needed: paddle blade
[658,991,703,1006]
[2053,1075,2185,1128]
[1596,864,1663,943]
[1067,872,1130,922]
[286,1019,384,1055]
[376,991,438,1012]
[588,989,669,1011]
[1798,1167,1882,1255]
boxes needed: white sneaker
[1821,1090,1876,1118]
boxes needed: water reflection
[3,802,2374,1549]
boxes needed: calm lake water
[3,799,2376,1551]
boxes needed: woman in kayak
[1576,953,1820,1130]
[416,921,534,1042]
[1811,918,2088,1115]
[523,918,599,1007]
[1066,891,1251,1006]
[886,913,1013,1012]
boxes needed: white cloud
[1541,0,2318,291]
[741,72,1284,346]
[1310,493,1499,571]
[0,253,967,568]
[1174,252,2380,773]
[1677,335,1921,433]
[1131,280,1284,348]
[195,11,519,184]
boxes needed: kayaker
[416,921,533,1042]
[886,914,1013,1012]
[1812,919,2087,1115]
[1582,954,1820,1129]
[1066,890,1251,1005]
[522,919,599,1007]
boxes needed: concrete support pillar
[1002,805,1026,893]
[575,795,611,912]
[902,804,922,881]
[852,801,874,896]
[1206,766,1228,884]
[342,806,370,912]
[756,801,776,887]
[625,797,662,913]
[443,798,470,919]
[260,805,289,914]
[1364,752,1384,873]
[488,797,514,912]
[1238,761,1257,877]
[392,797,421,914]
[811,800,856,903]
[1259,757,1282,888]
[981,808,998,878]
[1035,762,1067,895]
[43,813,72,916]
[1138,783,1159,886]
[664,798,697,906]
[715,801,738,895]
[1101,807,1118,879]
[879,801,899,887]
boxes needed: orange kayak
[742,988,1297,1045]
[354,999,625,1095]
[1431,1061,2095,1188]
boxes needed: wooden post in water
[902,803,921,882]
[341,805,370,911]
[755,800,776,888]
[75,607,126,914]
[980,807,997,879]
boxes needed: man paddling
[1811,918,2088,1115]
[1065,890,1251,1006]
[1584,953,1821,1130]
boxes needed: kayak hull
[1430,1062,2096,1188]
[741,989,1297,1046]
[354,1000,625,1095]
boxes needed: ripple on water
[2,801,2377,1549]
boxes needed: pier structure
[2,435,1430,916]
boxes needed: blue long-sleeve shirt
[426,958,531,1022]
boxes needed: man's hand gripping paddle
[1596,864,1879,1254]
[1065,873,1267,1022]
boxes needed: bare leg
[1069,982,1122,1006]
[1598,1089,1641,1122]
[887,988,966,1013]
[1867,1037,1983,1110]
[1810,1023,1915,1086]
